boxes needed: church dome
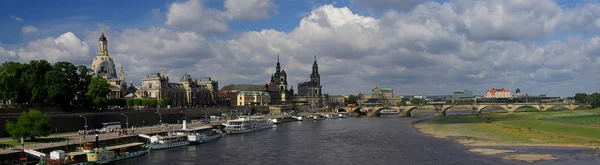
[281,69,287,76]
[515,88,521,93]
[99,33,107,41]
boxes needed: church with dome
[90,32,127,98]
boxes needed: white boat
[177,126,223,143]
[325,114,339,119]
[338,113,350,118]
[140,134,189,150]
[291,116,305,121]
[223,116,274,134]
[312,114,326,120]
[270,118,282,124]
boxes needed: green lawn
[414,109,600,147]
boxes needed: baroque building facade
[90,32,127,98]
[294,56,324,108]
[268,55,293,104]
[134,71,218,107]
[358,87,402,106]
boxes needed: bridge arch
[573,105,592,110]
[404,106,421,117]
[512,105,540,112]
[546,105,568,111]
[372,107,400,116]
[337,109,348,113]
[477,105,508,114]
[353,108,367,116]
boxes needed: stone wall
[0,106,269,138]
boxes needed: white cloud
[0,46,18,62]
[562,3,600,31]
[224,0,278,20]
[21,25,38,34]
[9,15,23,22]
[6,1,600,96]
[165,0,228,35]
[17,32,90,64]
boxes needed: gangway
[138,134,151,139]
[24,149,46,159]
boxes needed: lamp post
[155,112,162,125]
[79,115,88,131]
[201,110,207,122]
[180,111,187,120]
[120,113,129,129]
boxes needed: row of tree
[0,60,110,108]
[574,93,600,108]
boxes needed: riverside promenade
[0,120,221,156]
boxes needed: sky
[1,0,600,97]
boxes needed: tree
[0,62,28,104]
[574,93,589,104]
[134,99,143,106]
[590,93,600,108]
[410,98,426,105]
[45,62,77,107]
[86,76,110,109]
[345,95,358,104]
[5,109,51,141]
[23,60,52,104]
[126,99,135,109]
[397,98,409,106]
[74,65,92,106]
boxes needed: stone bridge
[335,103,591,117]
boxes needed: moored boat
[223,116,274,134]
[139,134,190,150]
[338,113,350,118]
[177,126,223,143]
[312,114,326,120]
[325,114,339,119]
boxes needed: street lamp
[120,113,129,129]
[201,110,207,122]
[155,112,162,125]
[180,111,187,120]
[79,115,88,131]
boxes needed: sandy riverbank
[412,109,600,163]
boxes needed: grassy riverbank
[413,108,600,148]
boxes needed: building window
[149,83,153,89]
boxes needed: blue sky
[1,0,600,96]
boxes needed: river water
[117,114,599,165]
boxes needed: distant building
[236,91,270,106]
[267,55,293,103]
[513,88,525,98]
[358,87,402,106]
[293,56,324,108]
[452,89,475,103]
[90,32,127,98]
[413,95,427,100]
[136,72,213,107]
[325,95,345,107]
[484,88,512,98]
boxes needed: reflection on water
[117,115,598,165]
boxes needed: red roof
[486,88,510,94]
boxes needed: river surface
[117,114,599,165]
